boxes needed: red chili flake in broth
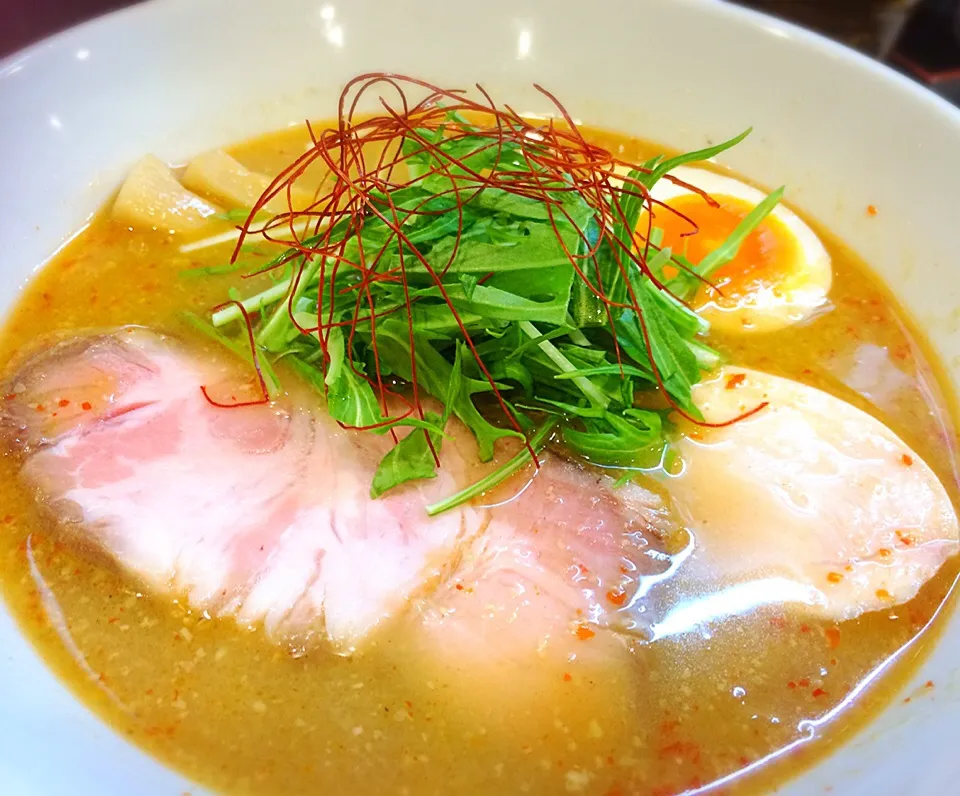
[34,404,45,413]
[800,624,811,633]
[867,204,878,216]
[563,673,572,682]
[769,616,787,630]
[725,373,747,390]
[58,399,70,408]
[81,401,92,411]
[787,681,797,690]
[658,740,701,764]
[896,530,914,547]
[901,454,914,466]
[825,628,841,649]
[925,680,934,689]
[606,589,628,607]
[798,678,810,688]
[660,719,680,735]
[812,688,828,698]
[575,625,596,641]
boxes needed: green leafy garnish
[213,207,257,223]
[191,79,781,511]
[425,417,559,516]
[370,411,446,498]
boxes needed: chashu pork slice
[1,328,672,657]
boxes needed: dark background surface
[1,1,958,100]
[0,0,133,56]
[0,0,928,56]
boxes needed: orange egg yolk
[654,194,799,307]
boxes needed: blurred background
[1,0,958,103]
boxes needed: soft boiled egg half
[644,166,833,334]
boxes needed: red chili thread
[200,300,271,409]
[222,73,763,461]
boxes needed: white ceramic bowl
[2,1,959,793]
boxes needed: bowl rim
[3,0,960,126]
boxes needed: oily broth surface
[0,124,957,796]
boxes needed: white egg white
[647,166,833,334]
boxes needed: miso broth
[0,119,957,796]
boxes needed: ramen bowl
[0,0,958,794]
